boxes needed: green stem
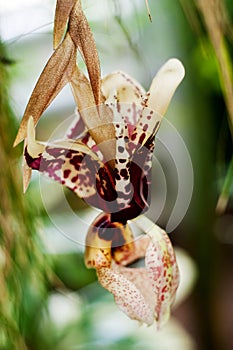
[216,155,233,214]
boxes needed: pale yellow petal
[101,71,145,105]
[147,58,185,115]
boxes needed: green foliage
[0,39,50,350]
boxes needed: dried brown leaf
[14,34,76,147]
[53,0,75,49]
[69,0,101,105]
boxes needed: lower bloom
[85,213,179,327]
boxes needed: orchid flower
[14,0,185,327]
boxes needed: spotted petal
[97,266,154,325]
[101,71,145,108]
[24,117,117,212]
[134,215,180,328]
[92,216,179,327]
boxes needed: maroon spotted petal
[24,142,118,212]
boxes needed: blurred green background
[0,1,233,349]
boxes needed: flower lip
[88,215,180,327]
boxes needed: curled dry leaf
[14,33,76,147]
[53,0,76,49]
[69,0,101,105]
[14,0,103,148]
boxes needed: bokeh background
[0,1,233,349]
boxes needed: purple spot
[24,147,42,170]
[64,169,71,178]
[70,155,83,170]
[139,133,146,144]
[118,146,124,153]
[71,175,79,183]
[120,169,129,179]
[131,133,137,141]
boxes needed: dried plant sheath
[53,0,76,48]
[14,34,76,147]
[71,68,116,164]
[69,0,101,105]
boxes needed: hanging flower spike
[17,58,184,328]
[19,58,184,327]
[14,0,185,329]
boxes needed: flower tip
[23,164,32,193]
[165,58,185,82]
[13,128,24,147]
[26,116,45,158]
[148,58,185,115]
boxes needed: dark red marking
[63,169,71,178]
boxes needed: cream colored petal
[146,58,185,115]
[26,116,45,158]
[97,267,154,325]
[112,263,155,312]
[145,239,173,329]
[22,152,32,193]
[134,215,180,328]
[101,71,145,106]
[22,116,45,192]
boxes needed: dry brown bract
[14,0,115,151]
